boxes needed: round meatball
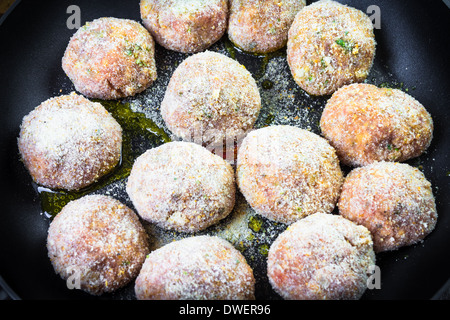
[161,51,261,147]
[338,161,437,252]
[140,0,228,53]
[236,125,343,224]
[135,235,255,300]
[126,141,236,233]
[228,0,306,54]
[268,212,375,300]
[62,17,157,100]
[320,83,434,167]
[18,92,122,191]
[287,0,376,96]
[46,195,149,296]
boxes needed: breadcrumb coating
[236,125,343,224]
[161,51,261,147]
[268,212,375,300]
[135,235,255,300]
[47,195,149,295]
[228,0,306,53]
[18,92,122,191]
[141,0,228,53]
[126,141,236,233]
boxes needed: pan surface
[0,0,449,300]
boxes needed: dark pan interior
[0,0,449,300]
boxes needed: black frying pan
[0,0,449,301]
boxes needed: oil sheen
[37,99,171,218]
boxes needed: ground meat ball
[46,195,149,296]
[267,212,375,300]
[236,125,343,224]
[62,17,157,100]
[140,0,228,53]
[228,0,306,54]
[338,161,437,253]
[160,51,261,147]
[135,235,255,300]
[17,92,122,191]
[287,0,376,96]
[126,141,236,233]
[320,83,434,167]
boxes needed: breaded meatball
[320,83,434,167]
[160,51,261,147]
[62,17,157,100]
[135,235,255,300]
[287,0,376,96]
[140,0,228,53]
[338,161,437,252]
[268,212,375,300]
[17,93,122,191]
[126,141,236,233]
[46,195,149,296]
[236,125,343,224]
[228,0,306,54]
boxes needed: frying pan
[0,0,449,301]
